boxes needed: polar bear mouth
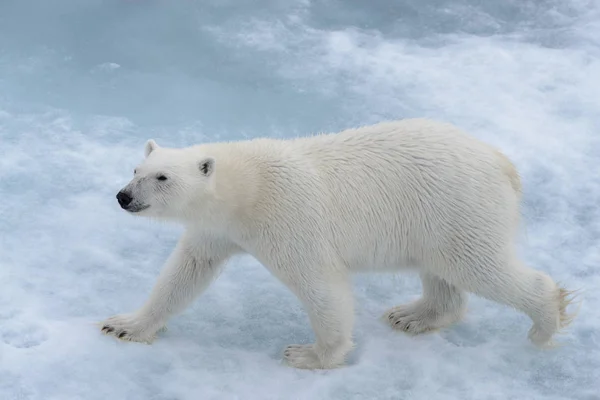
[127,204,150,213]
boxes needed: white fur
[101,118,577,369]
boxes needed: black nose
[116,191,133,208]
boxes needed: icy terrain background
[0,1,599,399]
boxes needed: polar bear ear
[144,139,159,158]
[199,157,215,177]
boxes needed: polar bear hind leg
[384,272,468,334]
[434,255,578,347]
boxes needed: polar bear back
[290,119,518,270]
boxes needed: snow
[0,1,598,399]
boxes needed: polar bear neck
[188,140,270,229]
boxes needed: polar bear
[101,118,576,369]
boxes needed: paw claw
[99,313,158,343]
[385,301,462,335]
[283,343,349,370]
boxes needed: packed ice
[0,1,598,399]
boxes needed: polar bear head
[116,139,216,220]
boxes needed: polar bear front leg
[100,232,237,343]
[279,269,355,370]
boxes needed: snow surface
[1,1,599,399]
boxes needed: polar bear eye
[134,169,137,174]
[157,175,168,181]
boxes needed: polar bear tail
[495,149,522,198]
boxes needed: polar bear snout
[116,190,150,213]
[116,191,133,209]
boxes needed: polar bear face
[116,139,215,220]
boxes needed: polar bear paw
[100,313,163,344]
[384,300,463,335]
[283,344,323,369]
[283,342,350,370]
